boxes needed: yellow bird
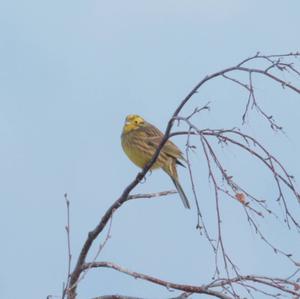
[121,114,190,209]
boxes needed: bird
[121,114,190,209]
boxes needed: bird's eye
[134,120,138,124]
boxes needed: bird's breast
[121,133,161,169]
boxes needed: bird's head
[123,114,145,134]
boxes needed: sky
[0,1,300,298]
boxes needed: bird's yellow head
[122,114,145,134]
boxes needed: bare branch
[83,262,300,299]
[82,262,233,299]
[210,275,300,297]
[92,293,189,299]
[62,193,72,299]
[128,190,177,200]
[91,296,147,299]
[66,52,300,299]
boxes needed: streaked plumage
[121,114,190,209]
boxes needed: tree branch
[91,293,190,299]
[66,52,300,299]
[82,262,233,299]
[128,190,177,200]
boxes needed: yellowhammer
[121,114,190,209]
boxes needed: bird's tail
[170,176,191,209]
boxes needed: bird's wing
[145,136,186,164]
[143,122,164,137]
[141,122,186,164]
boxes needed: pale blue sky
[1,1,300,299]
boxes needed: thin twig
[62,193,72,299]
